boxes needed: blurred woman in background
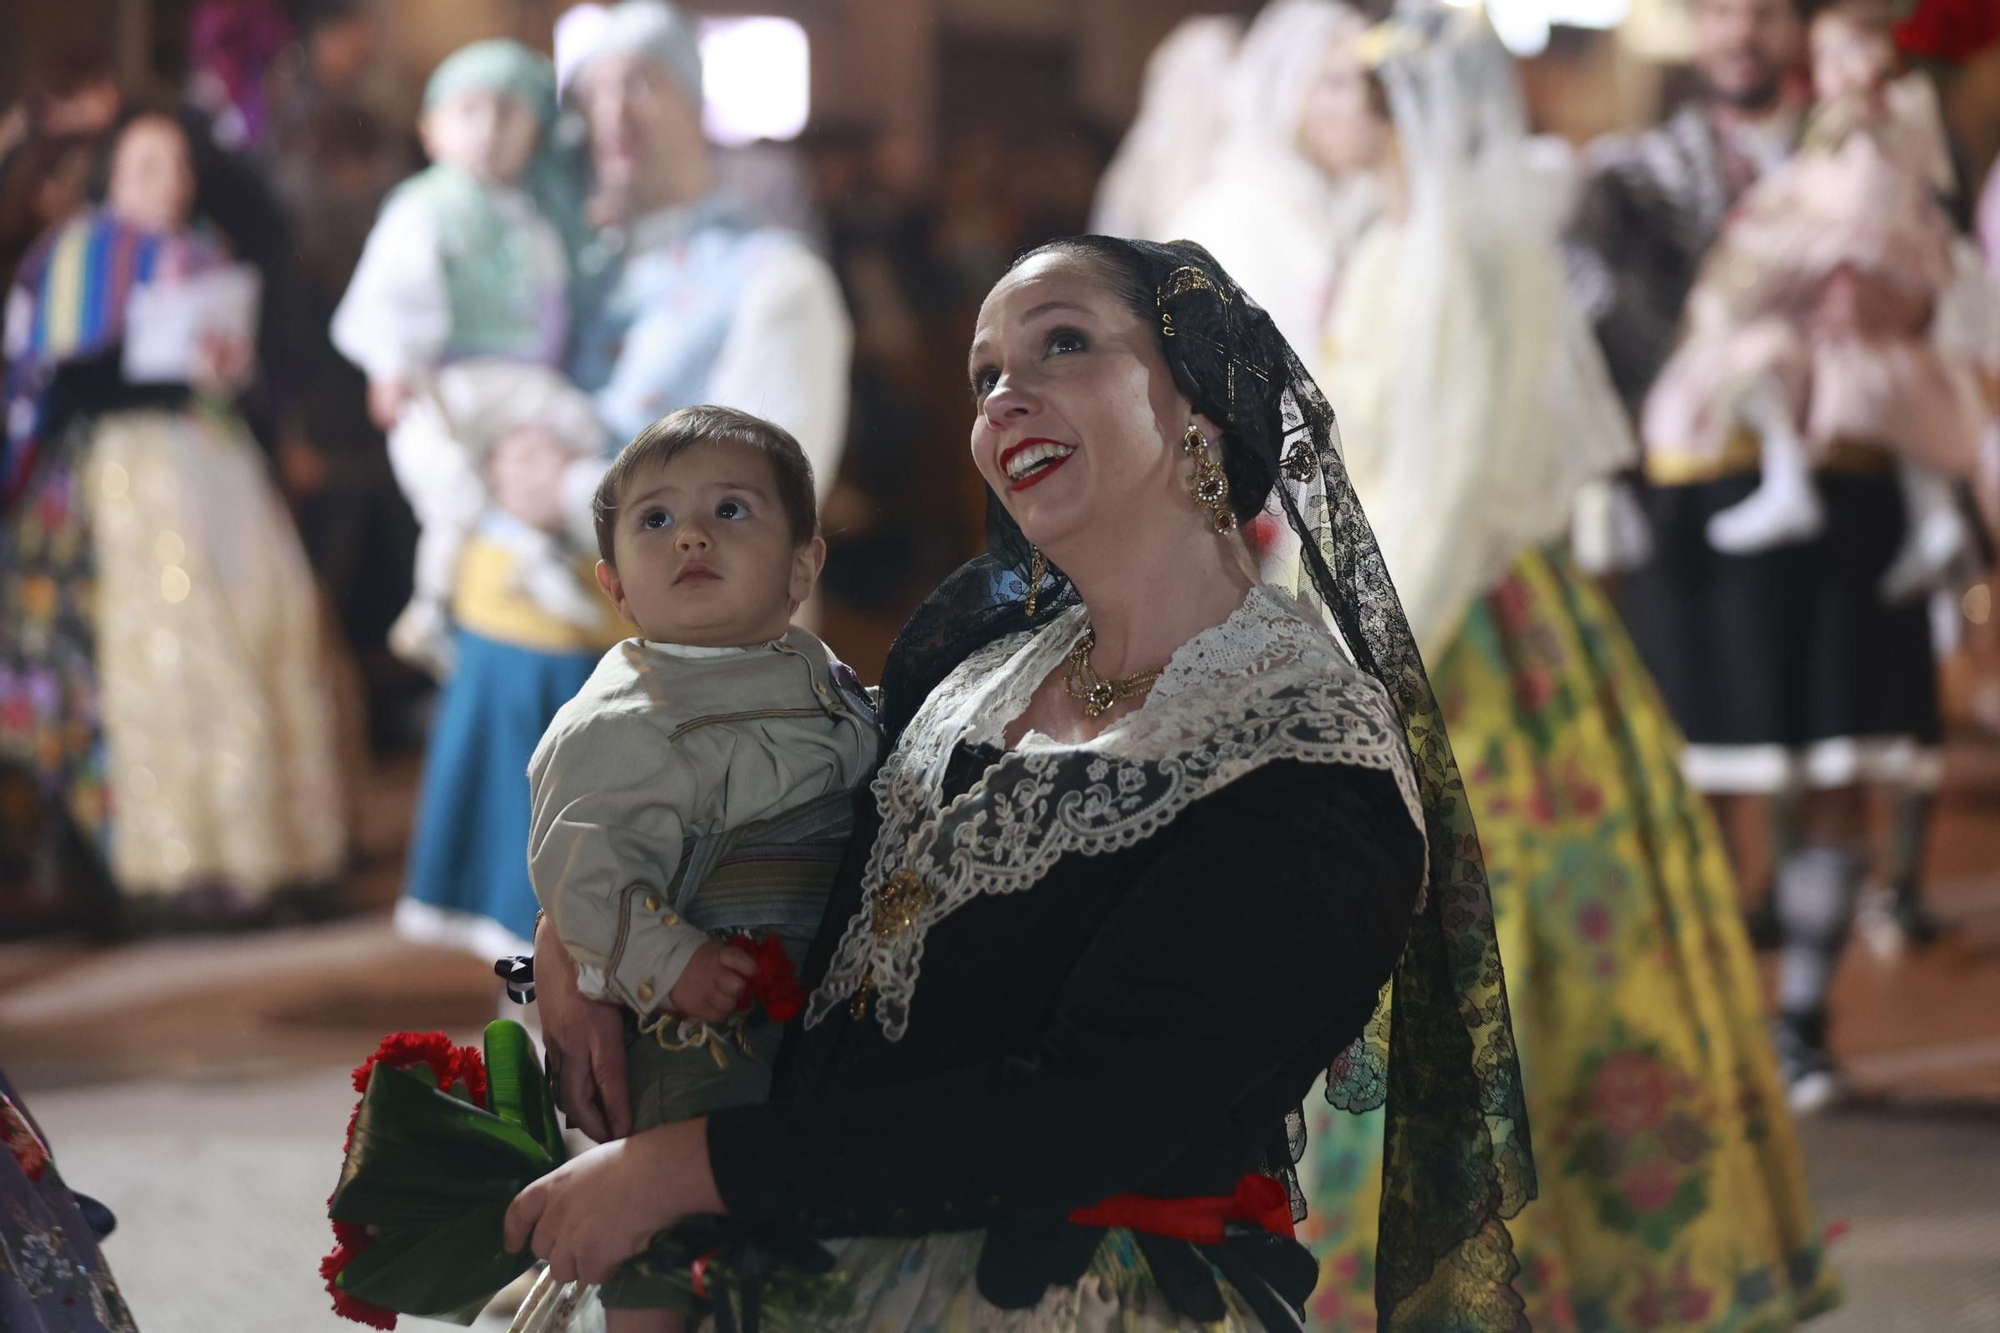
[1172,5,1839,1328]
[1089,15,1244,243]
[0,112,346,934]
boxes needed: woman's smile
[999,437,1079,491]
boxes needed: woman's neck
[1059,519,1260,679]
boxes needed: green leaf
[484,1020,565,1165]
[331,1065,553,1227]
[335,1203,530,1322]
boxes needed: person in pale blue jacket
[395,0,852,958]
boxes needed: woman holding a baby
[361,3,852,962]
[501,215,1535,1326]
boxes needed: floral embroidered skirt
[0,409,347,928]
[0,1066,136,1333]
[1299,548,1841,1332]
[508,1230,1268,1333]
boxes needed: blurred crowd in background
[5,2,2000,1331]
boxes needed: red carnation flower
[729,934,808,1024]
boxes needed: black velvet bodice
[707,743,1423,1324]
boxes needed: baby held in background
[527,406,879,1333]
[382,364,607,677]
[330,39,595,675]
[1642,0,1989,599]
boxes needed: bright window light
[698,17,810,146]
[1486,0,1631,56]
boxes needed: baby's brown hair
[592,406,818,566]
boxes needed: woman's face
[106,117,195,234]
[967,251,1214,556]
[1297,41,1387,178]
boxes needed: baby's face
[1811,14,1892,103]
[421,88,540,184]
[107,117,195,234]
[596,439,822,647]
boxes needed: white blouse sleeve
[529,711,715,1014]
[330,191,453,385]
[703,240,854,502]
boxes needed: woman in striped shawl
[0,114,345,933]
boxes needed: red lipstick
[998,437,1078,493]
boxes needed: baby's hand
[667,940,758,1024]
[367,378,411,430]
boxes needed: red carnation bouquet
[324,968,844,1328]
[320,1023,555,1328]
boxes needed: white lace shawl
[806,585,1425,1041]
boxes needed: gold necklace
[1063,629,1164,719]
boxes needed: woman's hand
[191,331,253,396]
[503,1120,724,1285]
[489,425,579,535]
[535,914,634,1143]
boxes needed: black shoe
[71,1192,116,1240]
[1857,884,1953,958]
[1773,1012,1840,1114]
[1744,889,1782,952]
[1890,889,1949,948]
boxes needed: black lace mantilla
[878,237,1534,1332]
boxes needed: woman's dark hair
[1007,236,1277,526]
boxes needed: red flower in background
[1572,778,1605,820]
[1592,1052,1672,1135]
[1619,1160,1680,1214]
[323,1032,489,1329]
[1896,0,2000,65]
[1577,902,1612,943]
[729,935,807,1023]
[1678,1287,1715,1322]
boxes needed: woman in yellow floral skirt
[1300,554,1838,1331]
[1170,3,1842,1327]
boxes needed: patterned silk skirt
[1299,548,1841,1332]
[1,1067,137,1332]
[507,1231,1269,1333]
[0,408,346,927]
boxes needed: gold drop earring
[1184,425,1236,534]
